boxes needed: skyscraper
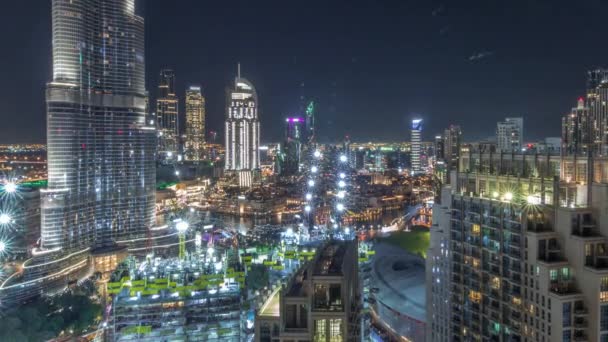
[225,65,260,171]
[496,117,524,152]
[281,117,305,175]
[157,69,179,161]
[586,68,608,156]
[562,97,591,156]
[305,101,315,144]
[411,118,423,175]
[184,86,205,161]
[1,0,155,300]
[444,125,462,171]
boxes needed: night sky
[2,0,608,144]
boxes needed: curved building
[225,66,260,171]
[1,0,155,301]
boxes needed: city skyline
[3,1,608,144]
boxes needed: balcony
[574,306,588,316]
[573,317,587,329]
[550,279,579,295]
[585,255,608,270]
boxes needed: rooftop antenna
[237,62,241,79]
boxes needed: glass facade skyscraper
[411,118,423,175]
[156,69,179,161]
[184,86,205,161]
[0,0,155,300]
[225,67,260,171]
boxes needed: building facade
[156,69,179,161]
[255,241,361,342]
[0,0,155,301]
[225,67,260,171]
[184,85,205,161]
[427,143,608,341]
[411,119,423,175]
[497,117,524,152]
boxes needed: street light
[314,150,321,158]
[3,182,17,193]
[176,221,189,232]
[304,205,311,212]
[308,180,315,187]
[311,166,318,173]
[339,173,346,179]
[305,193,312,200]
[336,203,344,212]
[337,191,345,199]
[338,180,346,188]
[504,192,513,201]
[0,214,11,225]
[0,240,5,253]
[339,155,347,163]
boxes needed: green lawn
[378,226,430,258]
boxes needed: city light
[306,193,312,200]
[313,150,321,158]
[3,181,17,193]
[339,173,346,179]
[492,191,499,198]
[176,221,189,232]
[304,205,311,212]
[0,213,12,225]
[337,203,344,211]
[339,154,347,162]
[504,192,513,201]
[527,194,541,205]
[311,166,318,173]
[338,180,346,188]
[308,180,315,187]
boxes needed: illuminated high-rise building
[0,0,155,301]
[562,97,591,156]
[282,117,305,175]
[305,101,315,143]
[497,117,524,152]
[184,86,205,161]
[586,68,608,155]
[225,65,260,171]
[156,69,179,161]
[411,118,423,175]
[444,125,462,170]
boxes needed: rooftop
[313,242,347,276]
[259,287,281,317]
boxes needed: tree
[246,264,270,292]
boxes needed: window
[314,320,326,342]
[561,267,570,280]
[562,330,570,342]
[563,302,571,328]
[601,305,608,331]
[601,334,608,342]
[329,319,342,342]
[602,277,608,302]
[550,269,558,281]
